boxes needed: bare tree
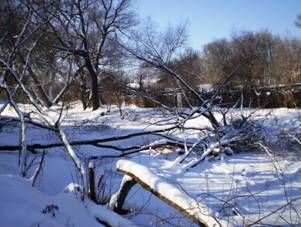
[39,0,136,110]
[0,1,56,107]
[121,21,220,128]
[101,70,128,116]
[295,14,301,28]
[0,1,88,199]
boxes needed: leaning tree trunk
[19,54,52,108]
[85,58,100,110]
[28,66,52,108]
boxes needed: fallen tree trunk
[0,125,179,151]
[115,160,222,227]
[0,139,189,154]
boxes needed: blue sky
[135,0,301,50]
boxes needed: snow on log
[116,160,221,227]
[88,203,137,227]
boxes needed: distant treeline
[134,30,301,108]
[132,83,301,109]
[149,30,301,91]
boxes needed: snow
[199,83,213,92]
[119,148,301,226]
[1,102,301,226]
[128,82,140,89]
[0,174,136,227]
[88,202,137,227]
[0,175,102,227]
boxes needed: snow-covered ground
[0,102,301,226]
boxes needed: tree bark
[88,161,97,203]
[109,175,136,213]
[85,58,100,110]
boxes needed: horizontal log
[0,125,179,151]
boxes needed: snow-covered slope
[0,102,301,226]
